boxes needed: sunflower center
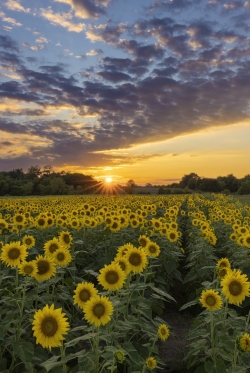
[149,245,156,253]
[8,248,20,259]
[93,303,105,318]
[129,253,141,266]
[118,261,126,271]
[57,253,65,261]
[49,244,58,253]
[79,289,91,302]
[170,233,176,239]
[41,317,58,337]
[62,235,70,244]
[246,237,250,244]
[38,218,45,226]
[25,238,32,245]
[229,280,242,296]
[37,260,49,274]
[218,268,227,277]
[206,296,216,306]
[24,265,33,274]
[105,270,119,284]
[160,328,166,335]
[16,216,23,222]
[139,239,147,247]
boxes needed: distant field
[232,194,250,206]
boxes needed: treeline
[0,165,100,196]
[158,172,250,195]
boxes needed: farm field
[0,193,250,373]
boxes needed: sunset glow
[0,1,249,183]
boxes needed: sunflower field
[0,193,250,373]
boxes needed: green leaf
[13,341,34,364]
[149,285,176,302]
[204,360,214,373]
[64,332,97,347]
[39,355,60,372]
[179,299,199,311]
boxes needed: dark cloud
[147,0,194,12]
[97,71,132,82]
[0,34,19,52]
[68,0,107,18]
[117,39,165,59]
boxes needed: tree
[179,173,201,190]
[27,165,41,178]
[238,180,250,195]
[42,165,54,176]
[125,180,136,194]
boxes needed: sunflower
[236,333,250,352]
[199,289,223,311]
[243,233,250,248]
[130,218,140,228]
[44,238,62,257]
[138,235,150,248]
[144,241,160,258]
[18,260,38,277]
[167,230,178,243]
[216,257,231,270]
[58,231,73,249]
[158,324,170,341]
[35,216,48,229]
[0,241,28,267]
[146,357,157,370]
[73,282,98,309]
[98,262,126,291]
[52,247,72,267]
[217,266,230,280]
[83,295,113,327]
[221,269,250,305]
[116,243,136,258]
[32,304,70,350]
[114,349,125,362]
[124,246,148,274]
[22,235,35,249]
[109,220,121,232]
[33,255,56,282]
[112,257,131,276]
[13,213,26,225]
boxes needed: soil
[157,311,192,373]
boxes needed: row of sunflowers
[0,193,249,372]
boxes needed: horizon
[0,0,250,184]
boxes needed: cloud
[86,48,103,56]
[4,0,31,13]
[40,8,86,32]
[22,42,44,51]
[0,11,22,27]
[35,36,49,44]
[53,0,107,19]
[86,23,127,43]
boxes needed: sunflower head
[0,241,28,267]
[83,295,114,327]
[125,246,148,274]
[199,289,223,311]
[216,257,231,270]
[158,324,170,341]
[52,247,72,267]
[73,282,98,309]
[32,304,70,350]
[145,241,160,258]
[236,333,250,352]
[18,260,38,277]
[22,235,35,249]
[58,231,73,248]
[34,255,56,282]
[146,357,157,370]
[114,349,126,362]
[98,262,126,291]
[221,269,250,306]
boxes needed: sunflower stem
[232,340,239,372]
[210,311,216,367]
[244,310,250,332]
[60,343,67,373]
[94,327,100,373]
[16,275,28,341]
[15,266,19,294]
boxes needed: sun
[105,177,113,183]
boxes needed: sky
[0,0,250,185]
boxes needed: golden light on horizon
[105,176,113,183]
